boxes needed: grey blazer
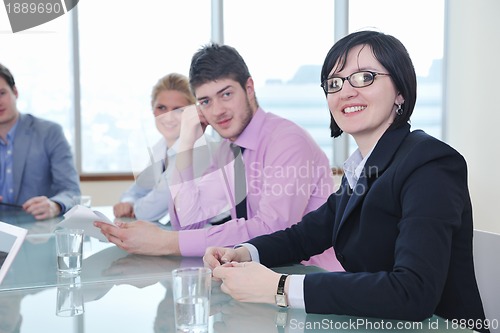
[12,113,80,213]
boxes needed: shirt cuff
[288,275,306,309]
[178,228,208,257]
[54,201,66,214]
[175,164,195,183]
[237,243,260,263]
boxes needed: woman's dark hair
[0,63,16,90]
[321,31,417,138]
[189,43,251,93]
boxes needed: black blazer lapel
[364,123,411,176]
[335,173,368,239]
[332,176,350,244]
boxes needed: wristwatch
[275,274,289,307]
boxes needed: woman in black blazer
[204,31,488,332]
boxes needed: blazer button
[336,253,345,263]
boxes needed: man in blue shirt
[0,63,80,220]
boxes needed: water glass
[55,229,84,275]
[172,267,211,333]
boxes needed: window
[77,0,211,173]
[348,0,445,155]
[224,0,335,161]
[0,12,74,151]
[1,0,445,173]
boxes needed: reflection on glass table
[0,205,180,291]
[0,206,477,333]
[0,233,202,291]
[0,278,474,333]
[0,205,62,236]
[0,206,117,237]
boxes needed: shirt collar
[231,107,265,152]
[343,145,375,189]
[0,119,19,145]
[168,140,178,157]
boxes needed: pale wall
[445,0,500,233]
[80,180,132,206]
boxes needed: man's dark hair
[0,63,16,90]
[189,43,251,93]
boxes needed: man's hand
[113,202,135,218]
[177,105,206,152]
[22,196,61,220]
[94,220,180,256]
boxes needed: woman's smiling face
[153,89,191,146]
[327,44,404,152]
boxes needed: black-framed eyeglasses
[321,71,391,94]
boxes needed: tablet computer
[0,221,28,284]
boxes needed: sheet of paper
[56,205,115,242]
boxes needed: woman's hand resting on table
[204,246,281,305]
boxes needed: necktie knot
[230,144,245,158]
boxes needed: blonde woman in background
[113,73,209,221]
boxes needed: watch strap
[277,274,288,295]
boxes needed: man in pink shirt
[96,43,342,271]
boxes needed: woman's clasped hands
[204,246,282,305]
